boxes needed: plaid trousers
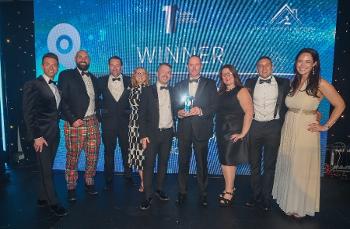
[64,116,100,189]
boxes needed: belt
[158,127,172,131]
[288,108,317,115]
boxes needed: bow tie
[160,86,169,90]
[112,77,121,81]
[48,79,57,85]
[189,78,199,83]
[259,78,271,84]
[81,71,89,76]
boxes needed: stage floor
[1,166,350,229]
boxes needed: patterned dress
[127,85,145,170]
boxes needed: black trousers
[177,127,209,196]
[37,133,59,205]
[143,128,173,199]
[102,125,131,184]
[248,119,282,205]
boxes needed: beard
[76,62,90,71]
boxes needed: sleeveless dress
[127,85,145,170]
[216,86,248,165]
[272,82,321,217]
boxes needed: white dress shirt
[253,75,279,121]
[156,82,173,129]
[43,74,61,109]
[78,68,95,117]
[189,77,200,97]
[108,74,124,102]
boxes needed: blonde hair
[131,67,149,87]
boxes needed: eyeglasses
[222,72,233,77]
[135,72,145,76]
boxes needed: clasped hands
[178,106,202,119]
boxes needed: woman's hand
[307,123,328,132]
[230,133,245,143]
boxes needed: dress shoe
[139,197,152,210]
[37,199,48,207]
[50,204,68,217]
[200,195,208,207]
[155,190,169,201]
[85,184,98,195]
[67,189,76,202]
[176,193,186,205]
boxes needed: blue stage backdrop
[34,0,337,175]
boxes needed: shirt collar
[42,74,53,84]
[156,81,168,89]
[258,75,274,81]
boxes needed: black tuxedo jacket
[23,76,60,142]
[174,77,218,141]
[245,76,290,123]
[58,68,100,125]
[139,84,176,139]
[98,74,131,129]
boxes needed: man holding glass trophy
[174,55,218,207]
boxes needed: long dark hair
[218,64,242,94]
[289,48,321,97]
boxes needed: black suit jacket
[139,84,176,139]
[245,76,290,123]
[98,74,131,130]
[23,76,60,141]
[58,68,100,125]
[174,77,218,141]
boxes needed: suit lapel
[74,68,89,95]
[38,76,58,108]
[194,77,206,100]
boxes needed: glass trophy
[184,96,193,113]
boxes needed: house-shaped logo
[270,4,302,26]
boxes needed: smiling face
[157,64,172,85]
[42,57,58,79]
[221,67,235,88]
[296,52,317,78]
[257,58,273,79]
[75,50,90,71]
[109,58,122,77]
[187,56,202,78]
[134,68,147,85]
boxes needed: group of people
[22,48,345,218]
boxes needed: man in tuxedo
[23,52,68,216]
[174,55,218,207]
[58,50,101,201]
[99,56,132,190]
[138,63,175,210]
[244,56,290,211]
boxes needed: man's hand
[141,137,150,150]
[178,109,188,119]
[189,106,202,116]
[72,119,84,127]
[34,137,48,153]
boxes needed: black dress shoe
[67,189,76,202]
[37,199,48,207]
[50,204,68,217]
[155,190,169,201]
[85,184,98,195]
[176,193,186,205]
[139,197,152,210]
[200,195,208,207]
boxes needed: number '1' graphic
[162,5,178,34]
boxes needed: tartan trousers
[64,116,100,189]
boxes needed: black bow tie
[49,79,57,85]
[112,77,121,81]
[259,78,271,84]
[189,78,199,83]
[81,71,89,76]
[160,86,169,90]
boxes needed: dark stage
[1,167,349,229]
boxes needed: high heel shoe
[218,187,236,198]
[218,191,234,207]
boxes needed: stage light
[0,50,6,151]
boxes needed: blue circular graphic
[56,35,73,54]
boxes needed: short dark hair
[108,56,123,66]
[42,52,59,64]
[187,55,201,65]
[157,63,172,71]
[256,56,272,65]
